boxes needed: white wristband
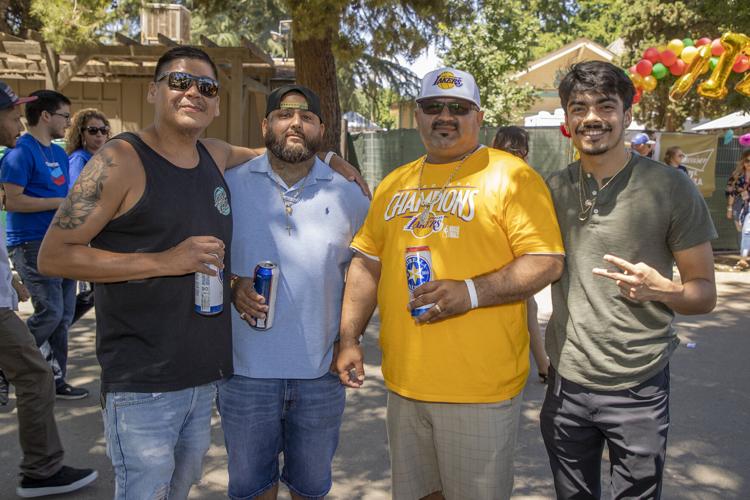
[465,279,478,309]
[324,151,336,165]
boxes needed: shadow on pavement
[2,273,748,499]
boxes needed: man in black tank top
[37,45,236,500]
[38,45,369,499]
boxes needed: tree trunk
[291,24,341,153]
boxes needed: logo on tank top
[214,187,230,216]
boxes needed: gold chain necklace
[415,146,480,225]
[276,172,310,236]
[577,152,631,222]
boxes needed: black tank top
[92,132,233,393]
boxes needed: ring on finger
[434,303,442,313]
[240,312,247,320]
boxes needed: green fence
[350,127,742,251]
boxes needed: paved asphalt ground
[1,271,748,499]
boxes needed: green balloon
[652,63,669,79]
[710,57,719,70]
[683,38,694,47]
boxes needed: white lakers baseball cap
[416,67,481,109]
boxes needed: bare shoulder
[199,138,232,169]
[53,140,137,230]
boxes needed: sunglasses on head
[156,71,219,98]
[83,126,109,136]
[419,100,478,116]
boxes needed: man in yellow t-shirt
[336,67,565,500]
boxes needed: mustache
[432,119,459,130]
[576,123,612,134]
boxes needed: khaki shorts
[387,390,523,500]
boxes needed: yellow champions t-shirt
[351,147,564,403]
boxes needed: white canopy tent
[690,111,750,131]
[524,108,646,130]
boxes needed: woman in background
[726,149,750,270]
[664,146,689,175]
[63,108,110,321]
[64,108,110,188]
[493,126,550,383]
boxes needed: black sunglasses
[156,71,219,98]
[83,126,110,136]
[419,100,478,116]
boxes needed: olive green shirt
[545,155,717,390]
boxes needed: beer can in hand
[195,259,223,316]
[252,261,279,330]
[405,246,435,317]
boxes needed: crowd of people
[0,44,731,500]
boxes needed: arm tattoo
[54,150,116,229]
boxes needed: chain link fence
[350,128,743,251]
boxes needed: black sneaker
[0,369,9,406]
[17,466,98,498]
[55,383,89,400]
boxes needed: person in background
[726,149,750,270]
[630,132,655,157]
[0,89,89,400]
[664,146,688,175]
[0,79,97,499]
[63,109,109,323]
[64,108,110,188]
[492,125,550,383]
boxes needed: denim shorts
[103,383,215,500]
[217,372,346,500]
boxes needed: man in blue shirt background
[220,85,369,500]
[0,89,88,400]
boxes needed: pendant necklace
[34,137,57,167]
[276,172,309,235]
[577,152,631,222]
[415,146,481,225]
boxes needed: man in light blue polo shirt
[220,85,369,500]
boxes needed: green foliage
[441,0,539,125]
[190,0,286,55]
[617,0,750,130]
[29,0,113,51]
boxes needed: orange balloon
[642,75,657,92]
[698,32,750,99]
[629,72,644,88]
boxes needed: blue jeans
[9,240,75,387]
[217,373,346,500]
[103,384,216,500]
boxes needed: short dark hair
[558,61,636,112]
[492,126,529,159]
[154,46,218,81]
[25,90,71,126]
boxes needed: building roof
[690,111,750,131]
[514,38,616,80]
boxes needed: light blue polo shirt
[225,153,370,379]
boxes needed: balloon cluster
[627,33,750,104]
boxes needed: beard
[265,130,321,164]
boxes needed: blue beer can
[405,246,435,317]
[252,261,279,330]
[194,261,223,315]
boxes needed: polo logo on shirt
[214,187,230,216]
[46,162,65,186]
[384,186,479,239]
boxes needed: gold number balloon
[698,32,750,99]
[670,44,712,101]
